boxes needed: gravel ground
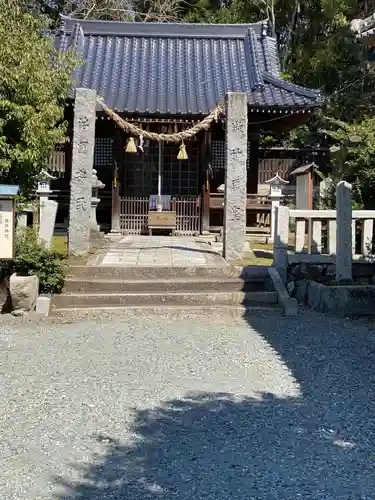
[0,310,375,499]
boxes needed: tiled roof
[57,15,323,115]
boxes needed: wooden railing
[173,196,201,235]
[208,193,271,228]
[119,196,201,235]
[274,207,375,264]
[120,197,149,234]
[209,193,271,211]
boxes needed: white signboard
[149,195,171,210]
[0,199,14,260]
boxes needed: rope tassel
[126,137,137,153]
[177,141,188,160]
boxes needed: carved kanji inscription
[78,141,88,155]
[78,116,90,131]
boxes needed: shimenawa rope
[96,96,223,144]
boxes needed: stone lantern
[37,169,55,199]
[265,173,289,243]
[90,169,105,233]
[37,169,56,223]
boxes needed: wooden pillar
[247,136,260,227]
[157,141,163,211]
[111,126,124,233]
[202,173,210,234]
[201,131,211,234]
[247,136,260,194]
[111,163,121,233]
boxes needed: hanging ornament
[174,123,179,134]
[139,135,144,153]
[167,124,173,134]
[138,125,144,152]
[126,137,137,153]
[177,141,188,160]
[145,123,150,133]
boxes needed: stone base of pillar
[90,228,105,242]
[106,231,123,241]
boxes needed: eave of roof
[351,14,375,40]
[58,16,323,115]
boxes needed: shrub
[1,227,66,294]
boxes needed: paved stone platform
[89,236,226,267]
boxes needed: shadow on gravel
[54,314,375,499]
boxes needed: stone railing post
[223,92,248,261]
[69,88,96,257]
[273,205,290,279]
[336,181,352,281]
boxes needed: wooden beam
[202,174,210,234]
[111,170,121,233]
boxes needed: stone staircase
[50,265,281,315]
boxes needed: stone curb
[36,295,52,317]
[268,267,298,316]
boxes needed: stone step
[68,265,270,280]
[51,304,282,318]
[63,277,273,294]
[51,291,278,310]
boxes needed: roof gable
[57,16,323,115]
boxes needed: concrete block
[268,267,298,316]
[36,295,51,316]
[294,279,308,304]
[307,280,325,310]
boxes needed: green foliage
[18,0,375,209]
[324,116,375,208]
[1,227,67,294]
[0,0,77,196]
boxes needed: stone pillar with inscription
[336,181,353,281]
[69,88,96,257]
[223,92,248,261]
